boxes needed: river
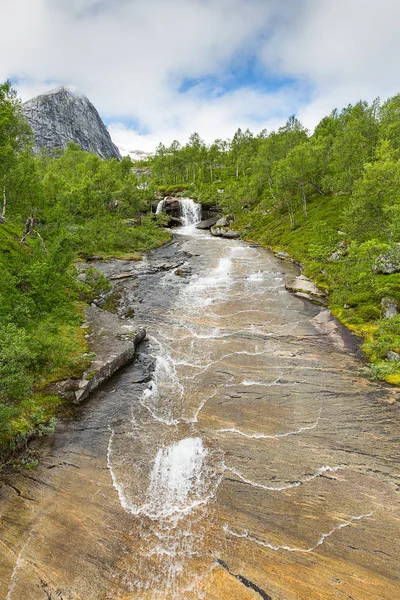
[0,208,399,600]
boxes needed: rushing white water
[144,438,207,519]
[179,198,202,227]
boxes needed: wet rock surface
[0,232,399,600]
[23,86,121,160]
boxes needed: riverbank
[232,196,400,386]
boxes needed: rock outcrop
[285,274,328,305]
[52,306,146,403]
[23,86,121,160]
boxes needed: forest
[145,95,400,386]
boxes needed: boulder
[196,217,219,230]
[215,215,234,226]
[328,241,348,262]
[210,226,240,239]
[210,226,225,237]
[328,250,344,262]
[387,350,400,361]
[381,297,398,319]
[223,230,241,239]
[215,217,230,228]
[374,248,400,274]
[76,272,87,283]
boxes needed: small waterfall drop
[144,437,207,520]
[155,197,202,233]
[179,198,202,228]
[155,197,168,215]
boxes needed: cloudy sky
[1,0,399,154]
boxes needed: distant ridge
[23,86,121,160]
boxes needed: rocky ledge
[52,306,146,403]
[285,274,328,305]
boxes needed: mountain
[22,86,121,160]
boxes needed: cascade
[155,197,168,214]
[179,198,202,227]
[155,197,202,230]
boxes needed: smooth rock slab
[75,306,146,403]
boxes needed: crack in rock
[214,558,272,599]
[3,482,35,502]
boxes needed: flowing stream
[0,211,399,600]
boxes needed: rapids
[0,223,398,600]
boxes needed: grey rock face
[285,274,328,306]
[23,86,121,160]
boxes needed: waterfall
[155,197,202,233]
[179,197,202,227]
[155,197,168,214]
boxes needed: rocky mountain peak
[23,86,121,160]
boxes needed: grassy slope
[236,195,400,385]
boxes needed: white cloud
[1,0,399,154]
[259,0,400,128]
